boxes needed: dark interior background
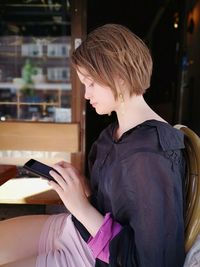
[85,0,200,173]
[0,0,199,174]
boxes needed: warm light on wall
[193,1,200,25]
[187,1,200,34]
[174,12,179,29]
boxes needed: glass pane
[0,0,72,123]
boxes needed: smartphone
[23,159,58,181]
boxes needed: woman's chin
[95,109,108,116]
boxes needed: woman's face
[77,67,118,115]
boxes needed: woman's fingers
[49,164,78,191]
[48,178,63,195]
[49,169,67,190]
[55,161,73,169]
[53,164,78,183]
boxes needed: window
[0,0,72,122]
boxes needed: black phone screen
[23,159,56,181]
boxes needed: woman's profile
[0,23,185,267]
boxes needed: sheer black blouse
[74,120,186,267]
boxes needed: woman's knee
[0,215,50,265]
[0,256,36,267]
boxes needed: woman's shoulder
[140,120,185,151]
[116,120,185,158]
[90,119,185,157]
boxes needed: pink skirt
[36,213,95,267]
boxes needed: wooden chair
[0,121,80,204]
[174,125,200,253]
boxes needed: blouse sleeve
[109,151,185,267]
[87,213,122,263]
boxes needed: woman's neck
[115,95,166,139]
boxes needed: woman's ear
[118,77,125,87]
[114,76,127,99]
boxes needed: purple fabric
[87,212,122,263]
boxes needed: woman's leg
[0,214,50,265]
[0,256,36,267]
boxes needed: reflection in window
[47,67,70,81]
[0,0,72,122]
[22,44,43,57]
[47,43,71,57]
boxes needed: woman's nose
[84,87,91,100]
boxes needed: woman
[0,24,185,267]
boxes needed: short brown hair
[71,24,153,98]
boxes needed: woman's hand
[49,161,104,236]
[48,161,90,217]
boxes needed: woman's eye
[89,82,94,87]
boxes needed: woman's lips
[91,102,97,107]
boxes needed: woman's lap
[36,213,95,267]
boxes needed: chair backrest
[174,125,200,252]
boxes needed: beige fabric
[36,213,95,267]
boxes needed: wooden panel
[0,121,80,153]
[71,0,87,172]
